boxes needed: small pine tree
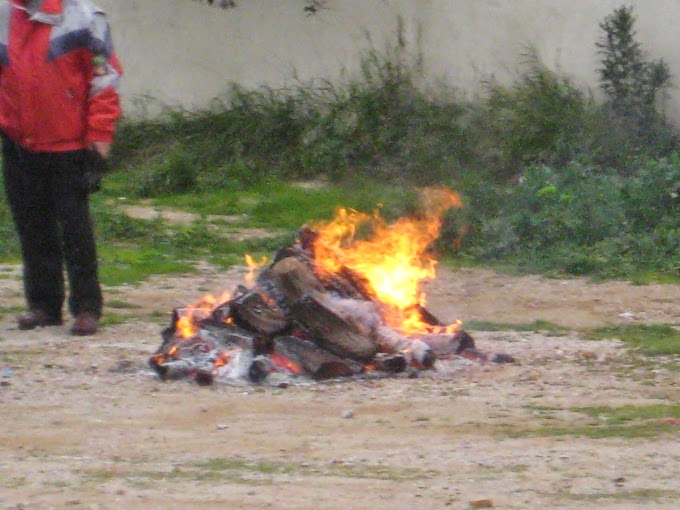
[596,6,671,127]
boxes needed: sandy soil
[1,263,680,510]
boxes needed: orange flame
[245,254,268,286]
[311,187,463,334]
[175,290,232,338]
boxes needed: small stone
[619,311,636,319]
[491,353,516,364]
[216,423,229,430]
[341,409,354,419]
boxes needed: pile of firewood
[149,228,481,385]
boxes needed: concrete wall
[99,0,680,121]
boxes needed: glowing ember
[311,187,463,334]
[213,349,238,370]
[270,352,302,374]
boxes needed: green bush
[467,158,680,278]
[469,56,597,181]
[131,146,198,197]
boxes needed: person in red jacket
[0,0,122,335]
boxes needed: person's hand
[88,141,112,159]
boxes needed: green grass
[560,488,680,503]
[82,455,440,488]
[98,246,195,286]
[98,312,130,327]
[106,174,421,230]
[508,404,680,439]
[587,324,680,356]
[106,299,142,309]
[195,457,297,476]
[465,319,568,335]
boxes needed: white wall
[99,0,680,121]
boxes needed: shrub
[467,158,680,278]
[469,55,597,181]
[596,5,676,159]
[132,146,198,197]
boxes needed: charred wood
[228,287,288,335]
[371,353,407,373]
[273,335,362,380]
[416,329,475,356]
[291,296,378,362]
[194,368,215,386]
[198,323,260,350]
[270,256,325,306]
[414,304,444,327]
[373,326,436,368]
[315,265,374,300]
[248,356,271,383]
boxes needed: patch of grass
[98,246,195,286]
[0,305,23,322]
[106,299,142,309]
[195,457,297,476]
[587,324,680,356]
[510,403,680,439]
[98,312,130,327]
[465,319,568,335]
[141,180,420,231]
[561,488,680,503]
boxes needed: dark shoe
[71,313,99,336]
[17,310,63,330]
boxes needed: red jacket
[0,0,122,152]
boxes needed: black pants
[2,135,102,319]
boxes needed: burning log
[149,357,194,381]
[198,323,261,351]
[270,256,325,306]
[371,353,407,373]
[227,286,288,335]
[314,265,375,301]
[290,296,378,362]
[273,336,362,380]
[269,251,374,304]
[373,325,436,369]
[416,330,476,357]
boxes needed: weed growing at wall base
[101,7,680,280]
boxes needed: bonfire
[149,187,492,385]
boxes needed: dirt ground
[1,263,680,510]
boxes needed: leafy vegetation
[597,5,673,153]
[516,404,680,439]
[0,6,678,283]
